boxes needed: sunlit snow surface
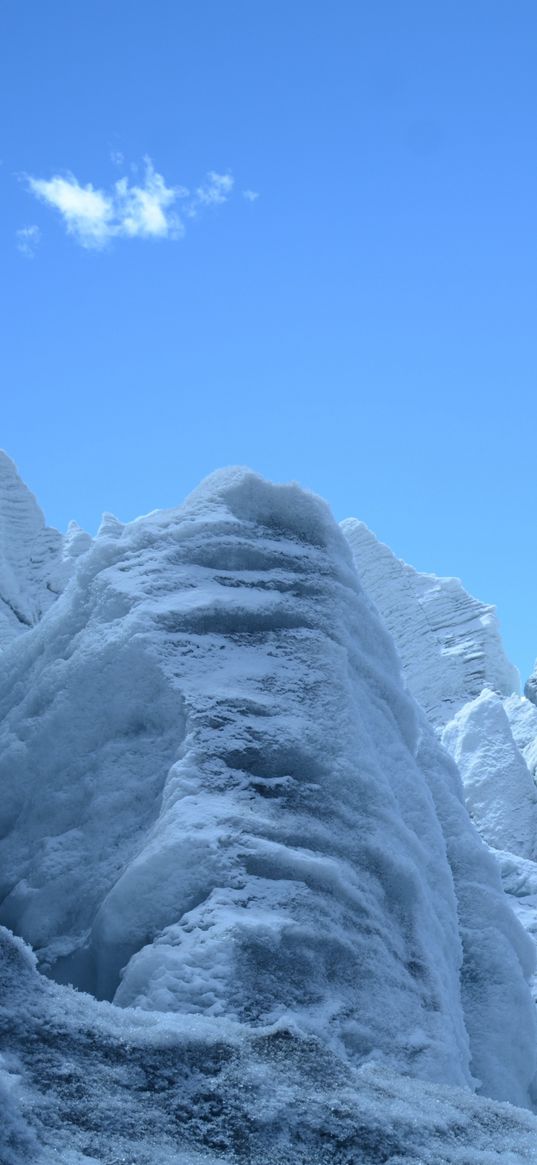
[0,452,90,649]
[341,519,519,727]
[2,466,537,1161]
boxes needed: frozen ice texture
[0,468,535,1109]
[341,518,519,726]
[2,924,537,1165]
[1,466,537,1160]
[443,690,537,859]
[0,451,91,650]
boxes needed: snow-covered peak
[341,518,519,726]
[0,451,90,649]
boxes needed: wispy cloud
[16,224,41,258]
[242,189,260,202]
[25,158,244,250]
[195,171,234,207]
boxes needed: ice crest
[2,465,537,1160]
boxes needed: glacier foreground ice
[3,924,537,1165]
[1,466,537,1160]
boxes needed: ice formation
[0,452,90,650]
[3,924,537,1165]
[2,461,537,1162]
[442,690,537,859]
[506,692,537,782]
[341,518,519,726]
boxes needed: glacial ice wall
[0,468,535,1108]
[0,452,90,649]
[443,691,537,859]
[341,519,519,726]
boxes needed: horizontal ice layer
[0,451,91,650]
[341,519,519,726]
[0,468,535,1108]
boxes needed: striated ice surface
[341,519,519,726]
[0,452,91,650]
[0,468,535,1111]
[2,465,537,1160]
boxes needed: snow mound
[0,452,91,650]
[341,519,519,725]
[0,467,536,1113]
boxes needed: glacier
[2,459,537,1162]
[341,518,519,727]
[0,452,90,651]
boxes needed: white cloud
[113,160,186,240]
[28,174,113,247]
[16,224,41,258]
[242,189,260,202]
[195,171,234,207]
[110,149,124,167]
[25,159,254,250]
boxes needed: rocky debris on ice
[341,518,519,727]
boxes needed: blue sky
[1,1,536,679]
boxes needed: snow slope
[341,519,519,726]
[0,452,90,650]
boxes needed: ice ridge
[0,468,535,1113]
[341,518,519,726]
[0,451,91,650]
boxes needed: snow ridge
[0,452,90,649]
[341,519,519,726]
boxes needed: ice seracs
[0,468,536,1109]
[341,518,519,726]
[442,689,537,859]
[0,451,91,650]
[2,464,537,1161]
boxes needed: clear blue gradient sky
[1,2,536,679]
